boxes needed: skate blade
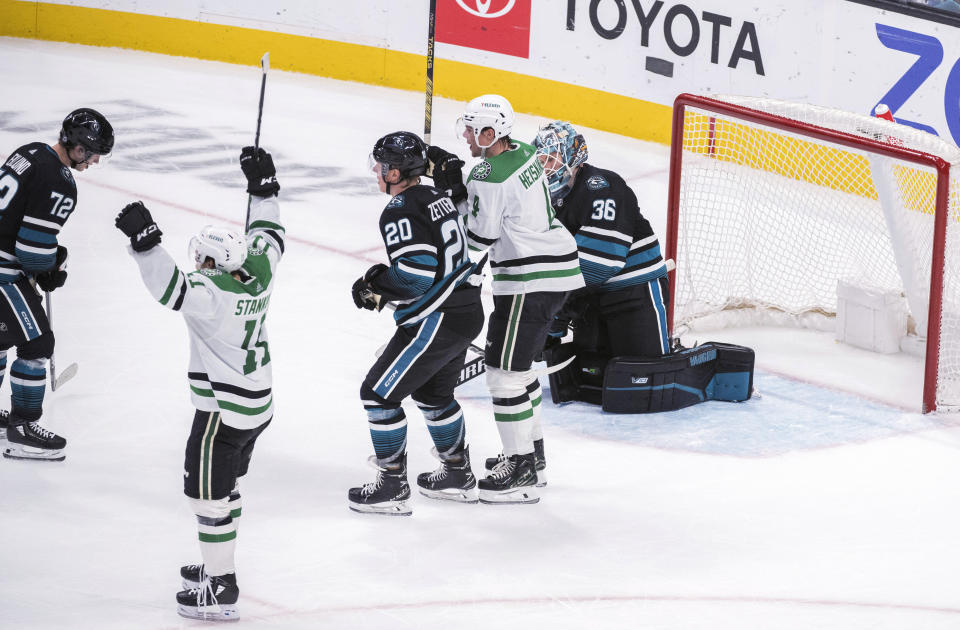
[478,487,540,505]
[418,486,479,503]
[3,445,65,462]
[348,500,412,516]
[177,603,240,622]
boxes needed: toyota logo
[455,0,516,18]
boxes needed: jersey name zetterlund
[429,196,457,221]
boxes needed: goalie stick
[245,52,270,231]
[45,291,77,391]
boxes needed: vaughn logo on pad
[436,0,531,59]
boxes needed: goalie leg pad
[601,342,754,414]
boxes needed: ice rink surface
[1,37,960,629]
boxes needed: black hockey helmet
[60,108,114,156]
[371,131,428,180]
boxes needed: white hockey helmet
[456,94,515,148]
[189,225,248,272]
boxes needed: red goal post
[665,93,960,413]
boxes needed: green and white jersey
[130,196,285,430]
[464,140,584,295]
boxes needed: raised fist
[240,146,280,197]
[115,201,162,252]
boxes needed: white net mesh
[672,95,960,411]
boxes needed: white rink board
[33,0,960,145]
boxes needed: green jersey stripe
[190,385,215,397]
[492,267,582,282]
[217,397,273,416]
[159,268,181,306]
[249,220,285,232]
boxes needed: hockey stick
[45,291,78,391]
[424,0,436,145]
[245,52,270,231]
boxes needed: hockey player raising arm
[532,121,670,402]
[348,131,483,516]
[0,108,114,462]
[428,95,585,504]
[115,146,284,622]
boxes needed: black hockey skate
[348,455,412,516]
[484,438,547,487]
[478,452,539,505]
[0,410,8,442]
[176,572,239,622]
[3,420,66,462]
[181,563,205,589]
[417,447,478,503]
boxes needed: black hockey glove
[115,201,163,252]
[426,146,466,203]
[240,146,280,197]
[35,245,68,293]
[352,263,388,311]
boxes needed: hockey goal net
[666,93,960,413]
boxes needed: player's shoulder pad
[470,160,492,182]
[386,193,406,210]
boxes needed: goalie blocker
[545,342,754,413]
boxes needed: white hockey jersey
[130,196,285,430]
[463,140,584,295]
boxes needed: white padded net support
[673,95,960,411]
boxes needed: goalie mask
[189,226,248,272]
[456,94,515,150]
[534,121,588,203]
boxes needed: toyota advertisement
[32,0,960,145]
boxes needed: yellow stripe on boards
[0,0,672,144]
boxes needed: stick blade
[261,52,270,72]
[52,362,78,391]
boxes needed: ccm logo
[631,376,649,384]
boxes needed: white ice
[1,37,960,630]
